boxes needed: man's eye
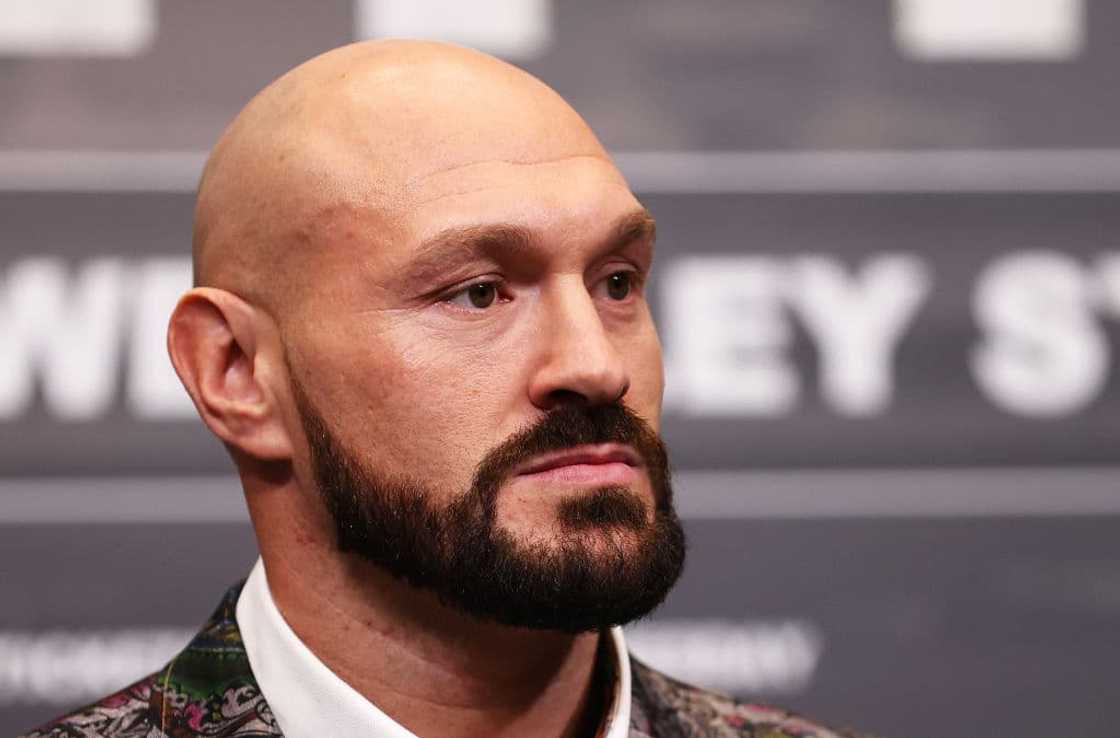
[447,281,499,309]
[604,271,633,301]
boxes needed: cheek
[321,320,524,486]
[620,320,665,429]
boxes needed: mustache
[471,402,671,503]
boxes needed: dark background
[2,2,1119,736]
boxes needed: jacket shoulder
[19,670,167,738]
[19,581,279,738]
[630,658,864,738]
[19,662,277,738]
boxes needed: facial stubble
[291,378,686,633]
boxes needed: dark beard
[291,379,686,633]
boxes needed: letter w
[0,258,125,420]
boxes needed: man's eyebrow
[610,209,657,254]
[399,223,536,290]
[398,208,657,290]
[416,222,535,265]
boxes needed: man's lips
[513,443,642,485]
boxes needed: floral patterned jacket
[21,584,859,738]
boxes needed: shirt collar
[236,558,632,738]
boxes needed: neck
[251,493,612,738]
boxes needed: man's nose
[527,281,630,410]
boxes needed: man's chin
[476,509,686,633]
[497,520,653,562]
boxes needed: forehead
[302,152,644,278]
[402,154,638,238]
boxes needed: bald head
[171,41,669,637]
[192,40,614,307]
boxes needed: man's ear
[167,287,295,461]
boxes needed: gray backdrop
[2,2,1119,737]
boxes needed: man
[25,41,853,738]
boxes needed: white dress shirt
[236,558,632,738]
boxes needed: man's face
[273,100,683,627]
